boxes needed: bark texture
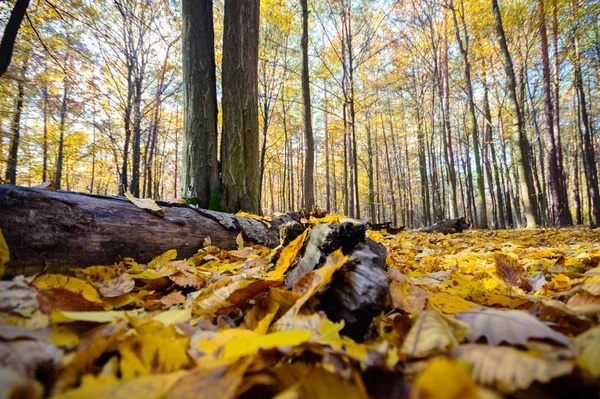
[221,0,260,213]
[301,0,315,210]
[181,0,219,206]
[0,185,292,276]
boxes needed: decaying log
[0,184,297,276]
[283,219,389,341]
[420,216,471,234]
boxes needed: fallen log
[420,216,471,234]
[0,184,297,276]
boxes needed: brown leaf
[494,253,524,287]
[76,266,135,297]
[389,280,427,313]
[161,291,186,307]
[37,288,105,313]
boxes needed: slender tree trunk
[366,120,376,222]
[5,62,27,184]
[452,0,487,227]
[54,77,69,190]
[182,0,219,207]
[573,118,583,225]
[301,0,315,210]
[324,78,331,211]
[573,32,600,226]
[42,85,49,183]
[381,114,397,227]
[491,0,539,226]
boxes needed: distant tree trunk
[452,0,487,228]
[173,109,180,198]
[381,113,397,226]
[130,70,145,197]
[366,120,376,222]
[42,85,49,182]
[324,78,331,211]
[147,44,172,198]
[483,71,505,228]
[301,0,315,210]
[55,75,69,190]
[5,60,27,184]
[120,63,134,196]
[573,31,600,226]
[551,0,571,224]
[572,116,583,225]
[417,104,430,226]
[538,0,569,226]
[181,0,219,207]
[221,0,260,213]
[491,0,539,226]
[0,0,30,78]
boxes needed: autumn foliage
[0,222,599,398]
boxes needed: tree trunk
[5,58,27,185]
[221,0,260,213]
[0,0,30,78]
[301,0,315,210]
[491,0,539,226]
[55,75,69,190]
[452,0,487,227]
[0,184,298,276]
[366,121,376,222]
[181,1,219,207]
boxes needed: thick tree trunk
[221,0,260,213]
[0,184,296,276]
[5,67,26,185]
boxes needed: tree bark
[221,0,260,213]
[0,0,30,78]
[491,0,539,226]
[5,58,27,185]
[0,184,296,276]
[301,0,315,210]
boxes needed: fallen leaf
[455,309,572,346]
[494,253,525,286]
[0,228,9,278]
[411,357,479,399]
[390,280,428,313]
[269,229,308,281]
[400,309,469,358]
[77,266,135,297]
[33,275,102,304]
[166,357,253,399]
[124,190,165,216]
[574,326,600,379]
[581,276,600,296]
[236,233,244,250]
[452,344,574,393]
[0,280,40,317]
[0,340,62,378]
[161,291,186,307]
[426,292,479,314]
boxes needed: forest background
[1,0,599,229]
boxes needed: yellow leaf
[152,309,192,326]
[0,311,49,330]
[77,266,135,297]
[33,274,102,303]
[389,280,427,313]
[316,319,369,362]
[401,309,469,359]
[54,371,184,399]
[452,344,574,393]
[119,334,191,379]
[427,293,479,314]
[147,249,178,269]
[124,190,165,216]
[51,310,135,323]
[236,233,244,249]
[575,326,600,379]
[269,229,308,281]
[0,228,9,278]
[196,328,313,367]
[411,357,479,399]
[51,325,80,347]
[166,357,253,399]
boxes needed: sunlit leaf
[124,191,165,216]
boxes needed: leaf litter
[0,223,599,398]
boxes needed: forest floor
[1,220,599,398]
